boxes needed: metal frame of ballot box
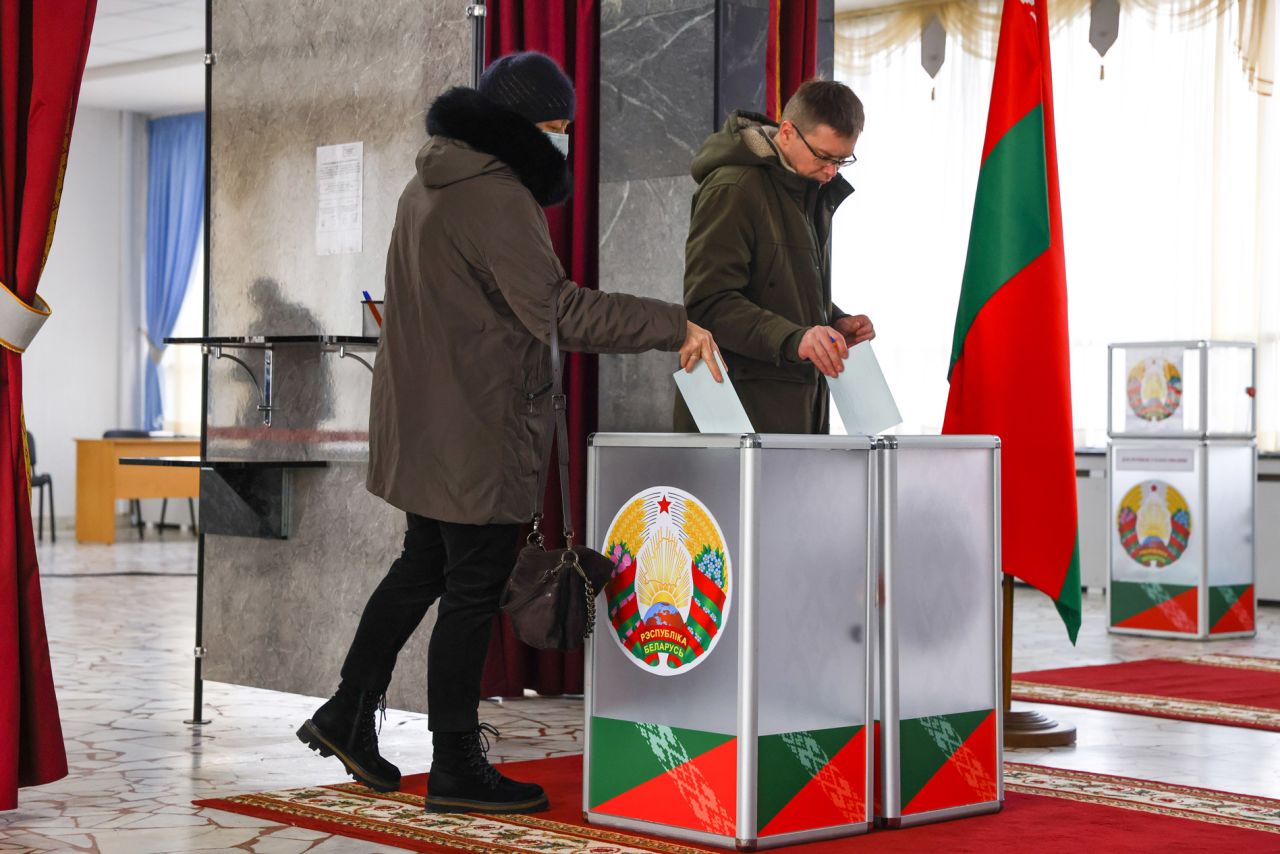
[876,436,1004,828]
[584,433,876,852]
[1106,341,1257,638]
[1107,340,1257,441]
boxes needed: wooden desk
[75,438,200,543]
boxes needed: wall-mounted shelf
[121,456,329,469]
[121,456,329,540]
[165,335,378,348]
[164,336,380,425]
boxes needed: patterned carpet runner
[1012,654,1280,731]
[195,754,1280,852]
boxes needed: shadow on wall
[231,277,335,430]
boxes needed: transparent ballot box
[1108,341,1256,439]
[1108,441,1256,639]
[584,434,875,851]
[876,436,1004,828]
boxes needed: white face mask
[544,130,570,159]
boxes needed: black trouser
[339,513,519,732]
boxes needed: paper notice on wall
[316,142,363,255]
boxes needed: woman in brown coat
[296,52,719,815]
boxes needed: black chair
[158,496,198,535]
[27,431,54,543]
[103,429,152,539]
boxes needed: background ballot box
[584,434,876,851]
[875,436,1004,828]
[1106,340,1257,638]
[1108,341,1256,439]
[1108,441,1257,638]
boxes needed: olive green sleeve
[683,183,806,366]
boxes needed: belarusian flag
[944,0,1081,642]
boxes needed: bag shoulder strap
[531,286,574,548]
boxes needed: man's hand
[797,325,848,378]
[680,321,723,382]
[835,314,875,346]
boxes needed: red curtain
[1,0,96,810]
[480,0,599,698]
[766,0,820,119]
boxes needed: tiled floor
[3,534,1278,852]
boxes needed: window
[832,4,1278,448]
[160,239,203,436]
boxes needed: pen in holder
[361,299,384,337]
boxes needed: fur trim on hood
[426,86,572,207]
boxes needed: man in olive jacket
[297,52,719,816]
[674,80,876,434]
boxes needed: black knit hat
[478,51,575,124]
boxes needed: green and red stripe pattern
[588,717,870,839]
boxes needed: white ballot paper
[827,341,902,434]
[673,353,754,434]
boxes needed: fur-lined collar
[426,86,572,207]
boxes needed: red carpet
[1012,654,1280,731]
[195,755,1280,852]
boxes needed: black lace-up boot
[425,723,549,813]
[297,684,402,792]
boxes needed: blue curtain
[144,112,205,431]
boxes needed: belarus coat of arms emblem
[1127,357,1183,422]
[601,487,731,676]
[1117,480,1192,568]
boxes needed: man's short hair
[781,80,864,139]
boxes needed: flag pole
[1002,576,1076,746]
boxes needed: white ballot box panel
[1207,442,1256,595]
[757,447,871,736]
[589,444,744,726]
[878,437,1002,828]
[893,447,998,721]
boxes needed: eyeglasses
[793,125,857,168]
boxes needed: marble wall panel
[600,0,715,182]
[716,0,769,124]
[202,462,429,710]
[204,0,469,706]
[817,0,836,81]
[597,174,697,432]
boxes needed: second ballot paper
[673,352,754,434]
[827,340,902,435]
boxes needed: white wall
[23,105,147,533]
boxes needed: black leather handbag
[499,299,615,651]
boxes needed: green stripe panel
[1209,584,1251,627]
[756,726,861,833]
[948,104,1051,373]
[899,710,990,808]
[1110,580,1195,625]
[589,716,734,808]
